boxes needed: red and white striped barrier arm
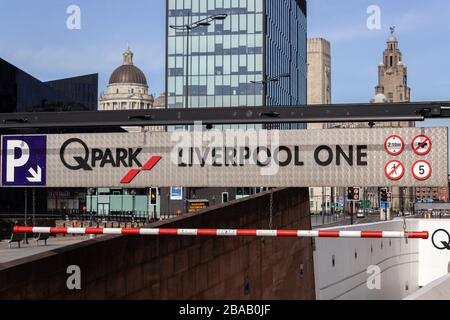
[13,226,429,239]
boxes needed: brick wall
[0,188,315,300]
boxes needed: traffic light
[347,187,360,201]
[380,188,388,202]
[347,187,354,201]
[387,192,392,203]
[150,188,158,205]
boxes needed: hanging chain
[269,192,274,230]
[403,213,407,231]
[401,188,408,243]
[402,191,408,243]
[267,130,274,230]
[403,211,408,241]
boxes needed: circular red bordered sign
[412,135,432,156]
[384,160,405,181]
[412,160,432,181]
[384,135,405,156]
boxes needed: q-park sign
[0,125,447,188]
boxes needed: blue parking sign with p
[1,136,47,186]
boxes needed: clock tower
[375,28,411,104]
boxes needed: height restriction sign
[385,135,405,156]
[412,135,432,156]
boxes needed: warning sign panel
[0,127,447,188]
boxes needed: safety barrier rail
[13,226,429,239]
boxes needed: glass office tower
[166,0,307,126]
[164,0,307,213]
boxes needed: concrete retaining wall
[314,220,420,300]
[0,188,315,300]
[314,219,450,300]
[405,273,450,300]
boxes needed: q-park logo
[59,138,143,171]
[59,138,161,184]
[1,136,47,186]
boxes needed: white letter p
[6,140,30,182]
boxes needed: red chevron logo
[120,156,162,184]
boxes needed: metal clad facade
[1,127,447,188]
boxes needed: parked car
[356,209,365,218]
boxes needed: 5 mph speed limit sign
[412,160,432,181]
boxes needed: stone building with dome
[100,47,154,113]
[100,47,166,132]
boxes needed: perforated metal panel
[1,127,447,188]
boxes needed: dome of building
[370,93,388,104]
[108,47,147,85]
[109,65,147,85]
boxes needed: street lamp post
[250,73,290,106]
[170,13,228,110]
[250,74,290,129]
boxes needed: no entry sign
[0,127,447,188]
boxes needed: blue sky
[1,0,450,102]
[0,0,449,155]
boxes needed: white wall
[405,273,450,300]
[418,219,450,287]
[314,220,420,300]
[314,219,450,300]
